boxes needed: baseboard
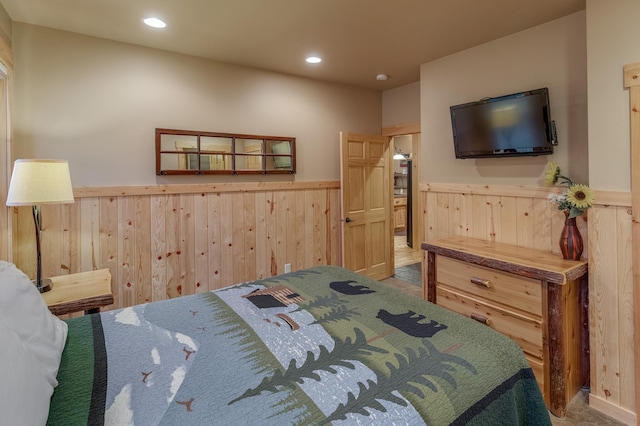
[588,394,636,425]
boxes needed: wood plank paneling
[275,190,287,274]
[500,196,517,246]
[150,194,166,302]
[80,198,99,271]
[295,190,306,271]
[207,193,222,289]
[179,193,196,296]
[13,183,343,312]
[532,198,552,252]
[584,203,633,421]
[266,191,278,276]
[219,192,235,287]
[244,192,257,282]
[471,194,487,240]
[231,192,246,284]
[164,194,180,299]
[615,207,634,409]
[135,195,152,304]
[253,191,267,281]
[515,197,534,248]
[304,189,315,267]
[313,189,325,266]
[422,184,588,258]
[44,203,62,278]
[118,195,136,308]
[194,193,209,294]
[329,188,342,266]
[589,205,620,403]
[486,195,502,243]
[100,197,118,278]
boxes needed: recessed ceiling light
[143,17,167,29]
[306,56,322,64]
[376,73,388,81]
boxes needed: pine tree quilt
[48,266,550,425]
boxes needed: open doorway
[390,134,422,288]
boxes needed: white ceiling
[0,0,585,91]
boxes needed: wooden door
[340,132,393,280]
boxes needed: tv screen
[450,88,555,159]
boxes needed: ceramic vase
[559,211,583,261]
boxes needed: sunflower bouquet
[544,162,595,219]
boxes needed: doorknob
[345,217,352,223]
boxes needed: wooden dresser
[421,236,588,418]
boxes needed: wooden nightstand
[42,269,114,316]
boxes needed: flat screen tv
[450,87,556,159]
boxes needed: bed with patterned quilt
[45,265,550,425]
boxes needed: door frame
[384,123,421,262]
[0,36,12,263]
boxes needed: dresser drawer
[393,197,407,207]
[436,286,543,358]
[437,256,542,316]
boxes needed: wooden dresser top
[422,236,588,284]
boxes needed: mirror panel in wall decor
[156,128,296,175]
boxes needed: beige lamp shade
[6,159,75,206]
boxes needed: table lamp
[5,159,75,293]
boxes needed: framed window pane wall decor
[156,128,296,175]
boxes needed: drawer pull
[471,312,493,326]
[470,276,492,288]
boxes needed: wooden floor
[380,275,422,299]
[394,234,422,268]
[378,234,423,299]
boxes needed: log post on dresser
[547,281,567,417]
[579,273,590,390]
[426,251,437,302]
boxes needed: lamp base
[33,278,53,293]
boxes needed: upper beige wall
[586,0,640,192]
[420,12,587,186]
[12,23,381,186]
[0,2,10,48]
[382,81,420,128]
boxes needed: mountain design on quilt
[99,304,199,425]
[217,279,477,424]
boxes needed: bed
[1,262,551,425]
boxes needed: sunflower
[566,184,595,210]
[544,162,560,186]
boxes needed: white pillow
[0,261,68,387]
[0,322,53,426]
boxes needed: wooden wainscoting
[420,183,636,424]
[420,183,589,253]
[588,203,636,424]
[11,181,342,312]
